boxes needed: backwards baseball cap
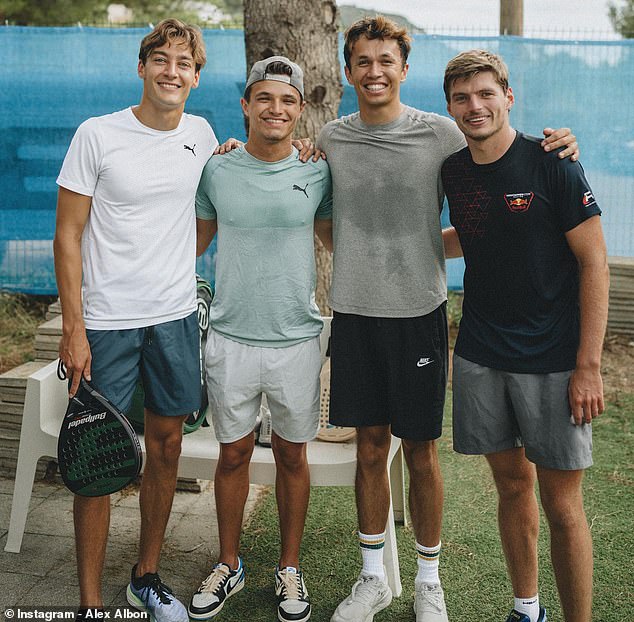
[244,55,304,99]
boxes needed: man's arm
[53,187,92,396]
[442,227,463,259]
[196,218,218,256]
[314,218,333,253]
[565,215,609,425]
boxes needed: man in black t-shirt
[441,50,608,622]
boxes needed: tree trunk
[500,0,523,35]
[244,0,341,314]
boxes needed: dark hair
[344,16,412,70]
[139,18,206,73]
[244,60,296,102]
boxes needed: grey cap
[245,55,304,98]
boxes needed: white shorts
[205,330,321,444]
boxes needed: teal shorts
[86,312,200,417]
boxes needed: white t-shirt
[57,107,218,330]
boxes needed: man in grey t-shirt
[318,16,580,622]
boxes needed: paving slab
[0,532,76,577]
[0,475,265,608]
[0,571,38,610]
[20,491,74,537]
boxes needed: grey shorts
[205,330,321,444]
[452,355,593,470]
[86,312,201,417]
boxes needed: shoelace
[200,564,231,594]
[416,585,443,612]
[278,570,303,600]
[142,575,174,605]
[348,576,383,605]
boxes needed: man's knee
[402,438,439,478]
[218,437,254,473]
[272,435,307,473]
[144,412,184,465]
[356,426,391,469]
[487,449,537,501]
[540,485,586,531]
[493,468,535,502]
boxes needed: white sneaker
[275,566,311,622]
[414,583,448,622]
[330,574,392,622]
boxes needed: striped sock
[415,541,441,586]
[358,531,386,581]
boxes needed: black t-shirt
[441,132,601,373]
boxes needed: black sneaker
[505,607,547,622]
[275,566,311,622]
[188,559,246,620]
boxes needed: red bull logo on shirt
[504,192,534,213]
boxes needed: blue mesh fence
[1,28,633,294]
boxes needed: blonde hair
[139,18,206,72]
[344,16,412,70]
[443,49,509,102]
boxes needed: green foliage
[0,293,52,373]
[122,0,199,25]
[0,0,109,26]
[214,0,243,18]
[338,4,423,32]
[0,0,199,26]
[446,290,463,331]
[608,0,634,37]
[0,0,419,29]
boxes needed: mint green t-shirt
[196,146,332,347]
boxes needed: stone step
[37,315,62,336]
[0,401,25,417]
[45,299,62,321]
[0,386,26,404]
[0,360,48,388]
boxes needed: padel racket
[183,274,214,434]
[57,361,143,497]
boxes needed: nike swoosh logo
[417,358,434,367]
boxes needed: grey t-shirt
[317,106,465,318]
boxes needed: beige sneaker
[330,574,392,622]
[414,583,449,622]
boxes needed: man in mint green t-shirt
[188,57,332,622]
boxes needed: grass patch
[0,292,53,373]
[221,392,634,621]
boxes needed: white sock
[514,595,540,622]
[358,531,386,581]
[415,541,441,586]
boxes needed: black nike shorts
[328,304,448,441]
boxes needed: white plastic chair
[4,318,405,596]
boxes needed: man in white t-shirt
[54,19,217,622]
